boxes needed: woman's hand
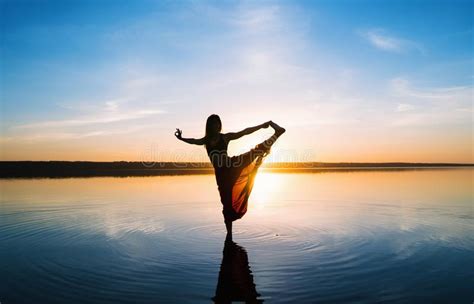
[174,128,183,140]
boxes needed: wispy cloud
[389,77,473,126]
[230,5,280,30]
[360,29,423,54]
[396,103,415,112]
[16,108,163,129]
[9,68,167,140]
[2,124,157,142]
[390,77,472,100]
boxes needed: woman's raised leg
[231,121,286,168]
[261,121,285,149]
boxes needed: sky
[1,0,472,163]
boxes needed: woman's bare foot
[270,121,286,136]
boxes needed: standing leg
[225,220,232,241]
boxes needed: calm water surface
[1,169,473,303]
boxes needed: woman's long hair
[205,114,222,146]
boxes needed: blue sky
[1,0,472,162]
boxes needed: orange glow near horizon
[1,124,472,163]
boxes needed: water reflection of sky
[1,169,473,303]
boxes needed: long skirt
[214,141,271,222]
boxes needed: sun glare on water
[251,172,283,208]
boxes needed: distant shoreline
[0,161,472,178]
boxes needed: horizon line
[1,160,473,165]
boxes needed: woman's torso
[206,134,229,168]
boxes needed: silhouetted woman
[175,115,285,240]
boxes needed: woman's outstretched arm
[224,121,271,141]
[175,128,205,145]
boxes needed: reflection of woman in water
[213,240,263,303]
[175,114,285,239]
